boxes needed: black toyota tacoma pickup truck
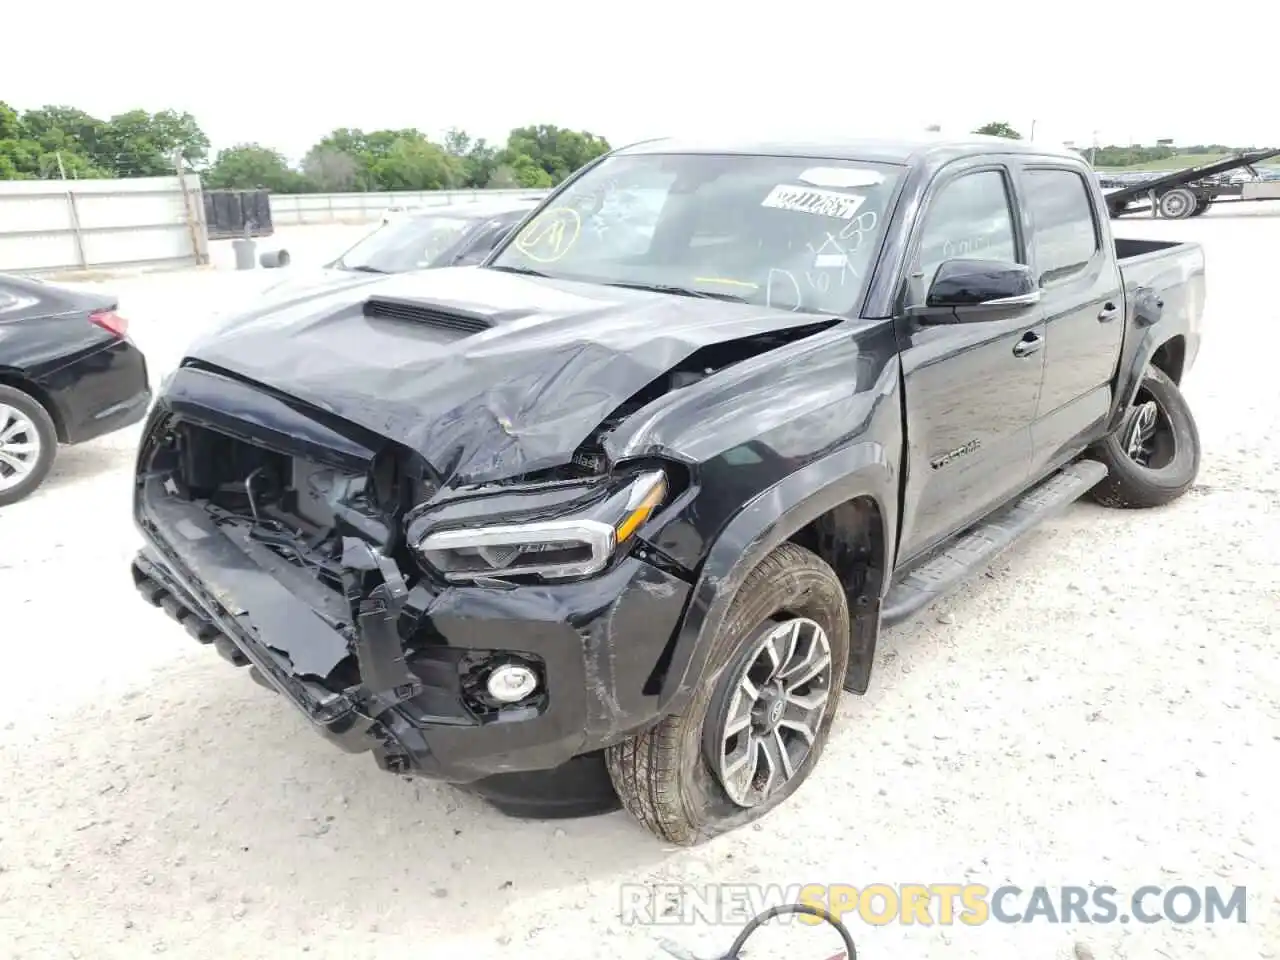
[130,135,1205,844]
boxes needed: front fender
[656,436,899,716]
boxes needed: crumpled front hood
[185,266,835,485]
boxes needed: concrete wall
[0,175,208,274]
[268,188,550,225]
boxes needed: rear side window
[457,217,525,264]
[914,170,1019,289]
[1023,169,1099,284]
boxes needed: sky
[3,0,1275,163]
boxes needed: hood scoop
[363,296,493,336]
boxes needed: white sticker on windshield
[761,184,866,220]
[797,167,886,189]
[813,253,849,269]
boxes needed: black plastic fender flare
[1105,284,1197,434]
[657,439,899,715]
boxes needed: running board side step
[881,459,1108,628]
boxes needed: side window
[456,220,515,264]
[1022,169,1098,284]
[915,170,1019,290]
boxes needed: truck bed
[1114,236,1205,382]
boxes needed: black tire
[1157,187,1197,220]
[1189,198,1212,217]
[1088,365,1200,509]
[0,384,58,507]
[605,543,850,845]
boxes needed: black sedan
[0,273,151,506]
[260,198,540,299]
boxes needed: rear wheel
[1157,187,1197,219]
[0,385,57,507]
[1088,365,1200,508]
[605,543,850,845]
[1189,197,1212,217]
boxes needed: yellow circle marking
[514,207,582,263]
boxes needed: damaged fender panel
[650,362,904,716]
[604,318,892,465]
[183,265,845,487]
[631,321,903,574]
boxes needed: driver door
[894,162,1047,563]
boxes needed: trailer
[1103,148,1280,219]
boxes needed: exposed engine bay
[164,423,395,596]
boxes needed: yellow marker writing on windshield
[515,207,582,263]
[694,277,759,289]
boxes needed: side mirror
[911,258,1040,321]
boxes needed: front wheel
[1088,365,1200,508]
[605,543,850,845]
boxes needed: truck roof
[614,134,1083,167]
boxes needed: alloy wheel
[710,617,834,808]
[1124,388,1176,468]
[0,404,42,492]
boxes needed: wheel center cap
[768,699,784,726]
[1133,401,1157,434]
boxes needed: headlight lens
[415,470,668,582]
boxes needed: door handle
[1098,301,1120,322]
[1012,333,1043,358]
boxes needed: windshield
[335,215,476,273]
[490,153,902,315]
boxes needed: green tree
[0,101,33,178]
[21,105,104,157]
[1090,144,1184,168]
[302,146,361,191]
[1,101,29,141]
[442,127,501,188]
[52,108,213,177]
[973,122,1022,140]
[370,136,461,190]
[498,125,611,184]
[147,110,211,166]
[205,143,309,192]
[304,127,469,191]
[1,102,107,179]
[3,102,635,191]
[98,110,174,176]
[505,154,555,188]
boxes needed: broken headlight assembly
[413,470,668,583]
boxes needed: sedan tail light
[90,309,129,338]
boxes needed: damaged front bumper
[132,473,693,783]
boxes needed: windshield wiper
[344,264,388,274]
[599,280,747,302]
[487,264,550,278]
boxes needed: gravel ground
[1,208,1277,960]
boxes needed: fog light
[486,663,539,703]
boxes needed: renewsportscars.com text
[620,883,1248,927]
